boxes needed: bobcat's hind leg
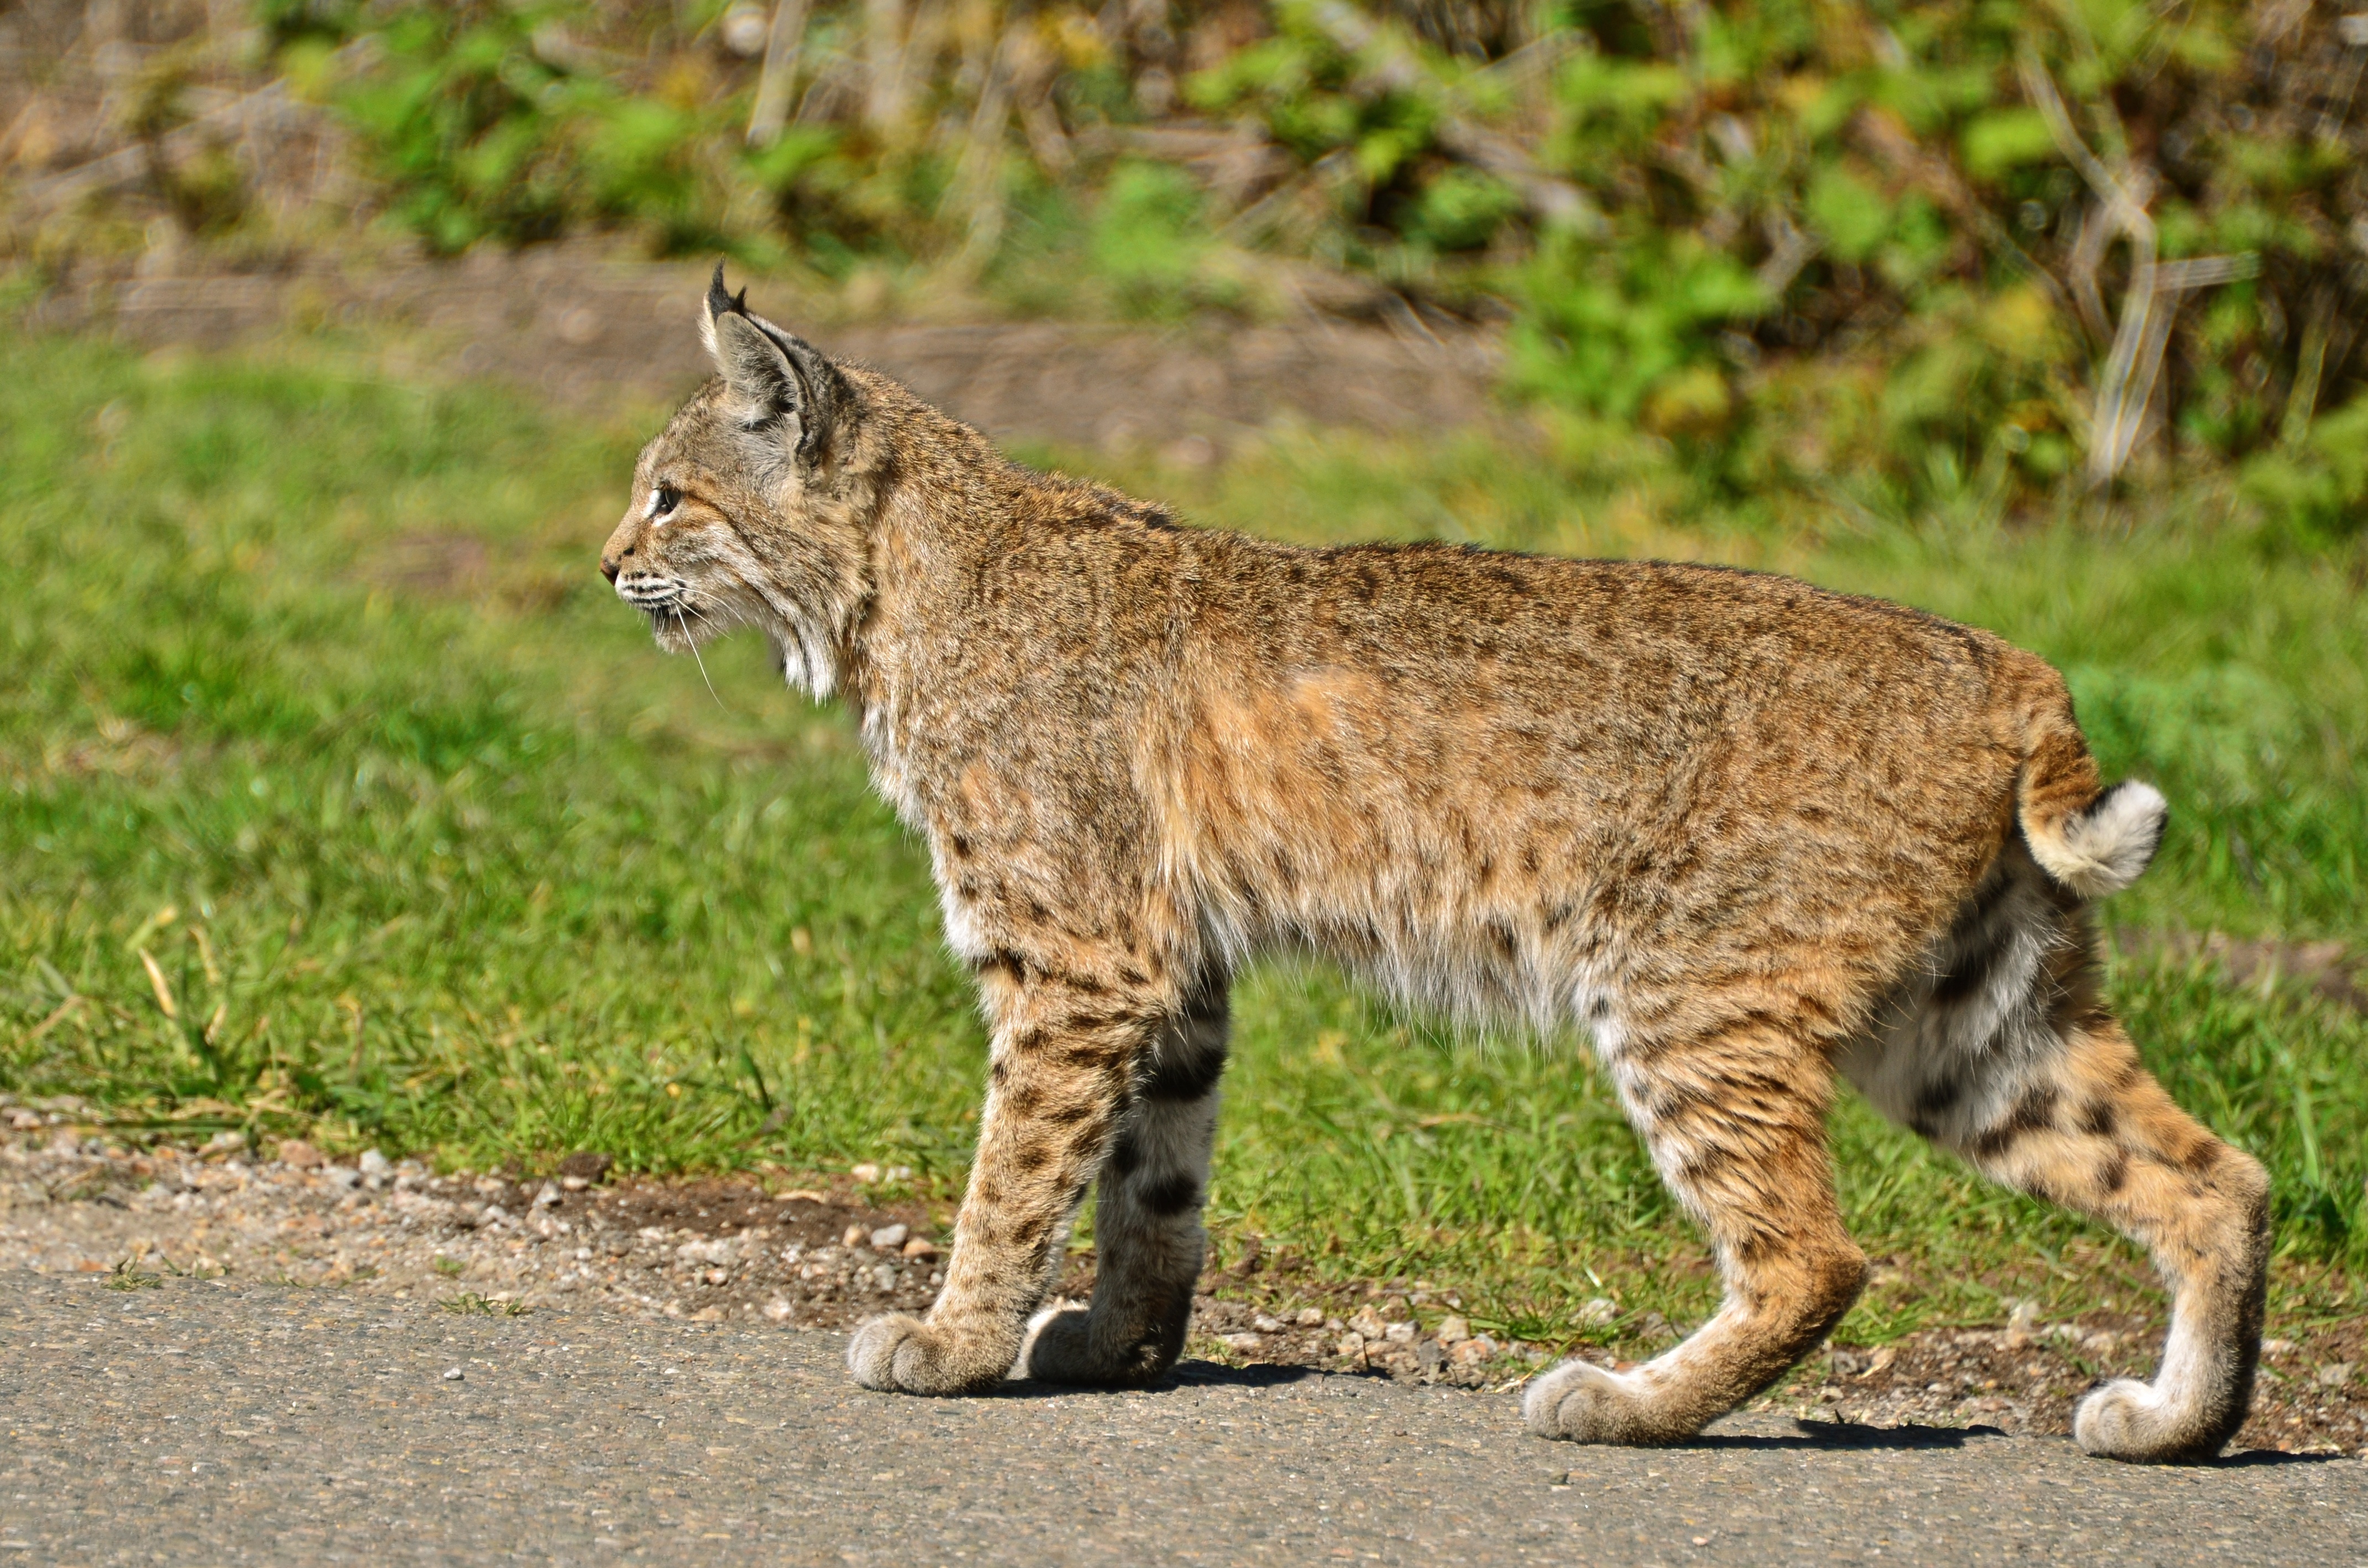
[1527,1020,1867,1445]
[1849,861,2270,1464]
[1021,972,1229,1387]
[1928,1010,2268,1462]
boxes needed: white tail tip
[2031,780,2167,899]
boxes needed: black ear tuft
[707,261,747,323]
[699,271,850,466]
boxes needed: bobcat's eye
[649,483,682,519]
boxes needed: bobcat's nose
[600,554,621,583]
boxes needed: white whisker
[676,604,727,711]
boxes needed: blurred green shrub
[267,0,2365,505]
[2240,394,2368,543]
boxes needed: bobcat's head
[602,267,868,698]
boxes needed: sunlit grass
[3,332,2360,1345]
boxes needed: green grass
[3,331,2361,1348]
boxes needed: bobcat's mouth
[615,571,689,610]
[615,574,716,648]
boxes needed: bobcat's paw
[1017,1304,1178,1387]
[846,1313,1009,1396]
[1017,1304,1096,1382]
[1522,1360,1692,1446]
[2073,1377,2231,1464]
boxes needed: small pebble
[869,1223,908,1251]
[276,1140,323,1169]
[442,1368,463,1382]
[1436,1315,1471,1346]
[842,1224,867,1247]
[358,1150,392,1178]
[1295,1307,1324,1327]
[900,1237,936,1258]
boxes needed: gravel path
[4,1272,2364,1566]
[6,1120,2364,1457]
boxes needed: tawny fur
[600,271,2267,1463]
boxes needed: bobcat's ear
[699,263,846,466]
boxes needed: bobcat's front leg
[848,957,1154,1395]
[1023,970,1229,1386]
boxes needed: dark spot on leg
[1972,1083,2059,1160]
[1108,1132,1143,1180]
[1933,927,2009,1005]
[1140,1046,1227,1102]
[1911,1071,1964,1126]
[2078,1099,2118,1139]
[2098,1149,2130,1195]
[1137,1174,1201,1218]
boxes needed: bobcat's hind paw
[846,1313,1010,1396]
[1522,1360,1695,1446]
[2073,1377,2235,1464]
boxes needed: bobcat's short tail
[2011,667,2167,900]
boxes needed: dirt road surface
[4,1273,2361,1566]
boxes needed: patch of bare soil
[5,1113,2359,1457]
[29,241,1503,458]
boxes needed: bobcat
[601,270,2269,1462]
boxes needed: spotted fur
[600,271,2267,1462]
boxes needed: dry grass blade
[137,950,179,1021]
[18,995,84,1051]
